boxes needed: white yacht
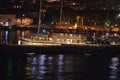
[20,33,87,46]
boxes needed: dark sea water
[0,30,120,80]
[1,50,120,80]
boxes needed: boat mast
[59,0,63,25]
[37,0,42,35]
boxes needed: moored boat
[20,33,87,46]
[19,0,87,46]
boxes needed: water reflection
[0,30,15,44]
[5,31,8,44]
[0,30,31,44]
[6,56,13,80]
[37,55,46,80]
[109,57,120,80]
[24,54,99,80]
[3,52,119,80]
[57,55,64,80]
[24,54,72,80]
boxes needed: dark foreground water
[1,45,120,80]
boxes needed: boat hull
[20,38,87,46]
[20,38,62,46]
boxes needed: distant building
[0,14,16,26]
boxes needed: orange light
[111,28,119,32]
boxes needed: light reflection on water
[109,57,120,80]
[6,56,13,80]
[0,30,31,44]
[21,53,120,80]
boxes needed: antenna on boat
[37,0,42,36]
[59,0,63,25]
